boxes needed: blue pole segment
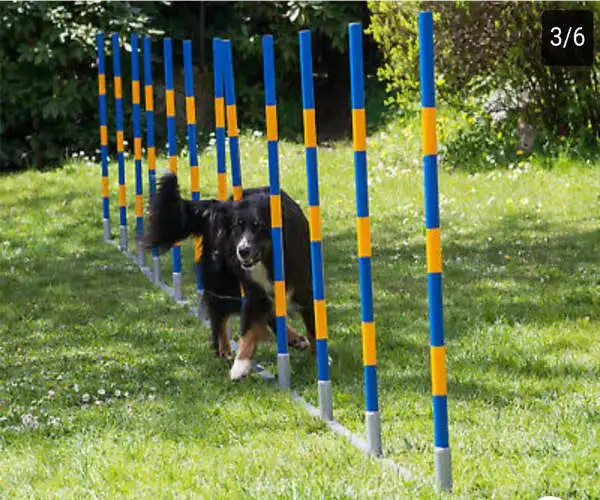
[111,33,127,230]
[96,33,110,224]
[142,36,159,260]
[298,28,331,388]
[419,10,452,490]
[262,34,289,362]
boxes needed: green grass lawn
[1,120,599,498]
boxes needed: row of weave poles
[95,13,452,491]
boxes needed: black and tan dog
[144,173,316,380]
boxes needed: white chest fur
[247,262,273,294]
[246,262,295,313]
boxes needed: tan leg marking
[217,316,233,361]
[230,322,269,380]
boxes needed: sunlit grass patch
[1,125,599,497]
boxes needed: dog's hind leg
[218,317,234,361]
[209,310,233,361]
[268,318,310,351]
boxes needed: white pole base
[136,245,145,268]
[277,353,291,390]
[152,255,160,283]
[119,225,127,251]
[366,410,382,456]
[434,446,452,491]
[318,380,333,421]
[103,219,111,242]
[172,272,183,302]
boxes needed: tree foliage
[0,1,161,171]
[1,1,370,171]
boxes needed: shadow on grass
[289,211,599,407]
[1,205,598,441]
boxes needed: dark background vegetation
[1,1,599,171]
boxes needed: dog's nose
[238,244,251,260]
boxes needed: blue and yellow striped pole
[164,37,183,301]
[183,40,205,315]
[111,34,127,251]
[96,33,110,242]
[348,22,381,456]
[418,11,452,491]
[262,35,291,390]
[212,38,228,201]
[131,34,144,266]
[220,39,246,304]
[221,40,243,202]
[143,36,160,282]
[298,30,333,421]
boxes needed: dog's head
[230,195,272,270]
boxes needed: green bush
[368,1,600,169]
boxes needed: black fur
[143,173,218,254]
[143,173,315,361]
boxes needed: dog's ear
[210,203,233,251]
[187,199,219,236]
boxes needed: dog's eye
[252,220,262,229]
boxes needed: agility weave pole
[131,34,145,267]
[164,38,184,302]
[94,23,448,488]
[183,40,206,317]
[261,35,291,390]
[212,39,228,202]
[111,34,127,252]
[298,30,334,422]
[348,23,382,457]
[220,40,243,203]
[418,11,452,491]
[96,33,110,243]
[217,38,250,315]
[143,36,161,283]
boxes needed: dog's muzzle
[237,237,260,269]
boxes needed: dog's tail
[143,172,211,254]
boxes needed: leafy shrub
[368,1,600,168]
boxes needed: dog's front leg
[230,322,269,380]
[230,292,270,380]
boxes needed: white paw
[230,358,253,380]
